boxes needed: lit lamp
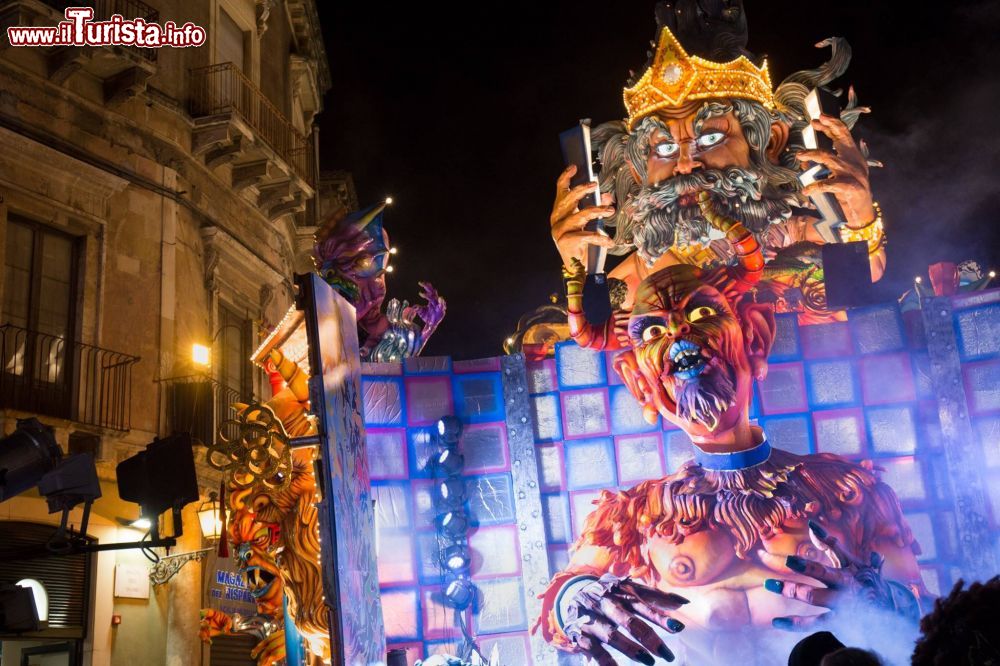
[191,343,211,367]
[197,492,223,542]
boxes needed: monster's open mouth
[244,566,277,598]
[669,339,707,380]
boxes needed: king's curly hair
[911,576,1000,666]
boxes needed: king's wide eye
[688,306,717,322]
[696,132,725,149]
[654,142,679,158]
[642,324,667,342]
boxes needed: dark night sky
[316,1,1000,360]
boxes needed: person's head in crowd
[789,631,846,666]
[912,576,1000,666]
[820,647,883,665]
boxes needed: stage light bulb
[131,517,152,530]
[385,265,394,273]
[442,544,471,572]
[914,276,922,284]
[389,247,398,255]
[436,416,463,443]
[385,196,394,205]
[443,577,475,609]
[990,271,996,278]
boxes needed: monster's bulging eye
[696,132,725,149]
[688,306,717,322]
[642,324,667,342]
[253,528,269,547]
[654,142,679,158]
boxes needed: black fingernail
[808,520,827,539]
[667,618,685,632]
[772,617,793,629]
[658,645,675,661]
[786,556,807,572]
[764,578,784,594]
[637,651,655,666]
[666,593,690,605]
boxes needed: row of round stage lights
[431,415,478,611]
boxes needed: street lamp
[191,323,248,368]
[197,491,223,542]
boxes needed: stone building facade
[0,1,333,664]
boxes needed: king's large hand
[764,521,921,629]
[796,114,875,229]
[562,574,688,665]
[551,166,616,270]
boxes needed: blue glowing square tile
[762,415,812,455]
[911,352,934,399]
[460,423,509,474]
[404,356,452,374]
[860,353,916,405]
[615,433,666,485]
[879,457,926,502]
[465,473,516,526]
[964,360,1000,415]
[405,376,453,426]
[373,482,412,530]
[664,430,696,472]
[771,312,802,361]
[759,362,808,415]
[955,304,1000,360]
[474,577,528,634]
[813,408,866,456]
[563,437,617,490]
[569,490,602,539]
[470,525,521,579]
[367,428,408,480]
[530,393,562,443]
[561,389,610,439]
[542,492,572,544]
[479,633,531,666]
[408,428,441,478]
[415,531,445,584]
[800,321,853,360]
[867,406,917,455]
[536,443,565,491]
[452,372,505,423]
[527,359,557,395]
[806,359,859,407]
[974,417,1000,468]
[377,531,416,586]
[905,512,937,561]
[381,588,420,641]
[608,384,659,434]
[362,377,404,426]
[411,480,437,530]
[849,303,905,355]
[555,341,607,388]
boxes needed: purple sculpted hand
[403,282,446,353]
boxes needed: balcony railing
[163,375,247,448]
[0,324,140,431]
[41,0,160,62]
[189,63,311,184]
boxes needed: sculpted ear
[739,302,776,381]
[766,119,791,164]
[612,350,659,425]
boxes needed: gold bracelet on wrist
[840,202,885,254]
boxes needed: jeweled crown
[623,25,773,130]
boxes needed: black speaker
[116,433,199,517]
[822,241,875,309]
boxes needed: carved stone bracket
[149,548,212,585]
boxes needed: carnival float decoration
[313,200,446,361]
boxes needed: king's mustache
[640,166,765,208]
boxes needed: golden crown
[623,26,774,130]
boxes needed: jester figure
[549,0,885,328]
[534,196,925,664]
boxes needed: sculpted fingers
[785,555,847,588]
[552,181,601,225]
[808,520,863,569]
[801,176,861,198]
[764,578,839,609]
[576,635,617,666]
[598,596,669,663]
[772,612,832,632]
[619,579,690,611]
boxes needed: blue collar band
[694,437,771,471]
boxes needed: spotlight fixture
[434,448,464,476]
[435,478,466,508]
[436,416,463,444]
[443,576,476,610]
[436,511,469,537]
[914,276,923,284]
[441,544,471,573]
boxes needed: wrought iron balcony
[162,374,247,448]
[0,323,140,431]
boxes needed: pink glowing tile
[421,586,469,640]
[377,532,416,586]
[405,376,454,426]
[381,588,419,641]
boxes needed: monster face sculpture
[228,504,283,616]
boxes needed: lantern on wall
[197,491,223,542]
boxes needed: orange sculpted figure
[533,197,925,665]
[200,349,330,666]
